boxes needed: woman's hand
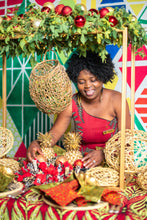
[27,140,43,162]
[82,150,104,169]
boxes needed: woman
[27,50,131,169]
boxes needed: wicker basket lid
[0,127,14,158]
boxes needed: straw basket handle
[43,49,58,61]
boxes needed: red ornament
[109,16,118,27]
[3,15,12,21]
[55,4,64,15]
[74,15,86,28]
[41,6,51,13]
[88,8,99,16]
[73,159,84,168]
[99,8,109,18]
[61,6,72,16]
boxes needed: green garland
[0,3,146,66]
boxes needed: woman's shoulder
[104,88,121,98]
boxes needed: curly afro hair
[66,51,116,84]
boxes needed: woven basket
[0,158,20,172]
[136,169,147,191]
[85,167,119,187]
[0,127,14,158]
[29,50,72,115]
[104,129,147,173]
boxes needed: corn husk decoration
[63,132,83,165]
[37,132,55,160]
[0,165,14,192]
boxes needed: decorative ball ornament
[109,16,118,27]
[55,4,64,15]
[32,19,41,28]
[41,7,51,13]
[61,6,72,16]
[74,15,86,28]
[131,15,137,22]
[106,7,114,12]
[74,4,87,14]
[88,9,99,16]
[42,2,55,11]
[0,165,14,192]
[99,8,109,18]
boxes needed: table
[0,176,146,220]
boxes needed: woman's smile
[77,69,103,100]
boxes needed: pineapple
[37,132,55,160]
[63,132,83,165]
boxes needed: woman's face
[77,70,103,100]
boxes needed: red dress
[72,93,118,154]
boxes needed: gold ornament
[106,7,114,12]
[0,165,14,192]
[75,4,87,13]
[131,15,137,22]
[37,132,55,160]
[32,19,41,28]
[63,132,83,165]
[43,2,55,11]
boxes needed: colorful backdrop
[0,0,147,158]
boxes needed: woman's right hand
[27,140,43,162]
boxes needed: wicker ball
[0,127,14,158]
[104,129,147,173]
[0,159,20,172]
[29,55,72,115]
[85,167,119,187]
[136,170,147,191]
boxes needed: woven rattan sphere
[136,169,147,191]
[29,58,72,114]
[0,127,14,158]
[104,129,147,173]
[85,167,119,187]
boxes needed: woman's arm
[27,102,72,161]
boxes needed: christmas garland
[0,3,146,66]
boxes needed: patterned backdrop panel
[0,0,146,158]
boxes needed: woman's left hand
[82,150,104,169]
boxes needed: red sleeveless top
[72,93,118,154]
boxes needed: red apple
[61,6,72,16]
[41,6,51,13]
[55,4,64,15]
[74,15,86,28]
[88,8,99,16]
[99,8,109,18]
[109,16,118,27]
